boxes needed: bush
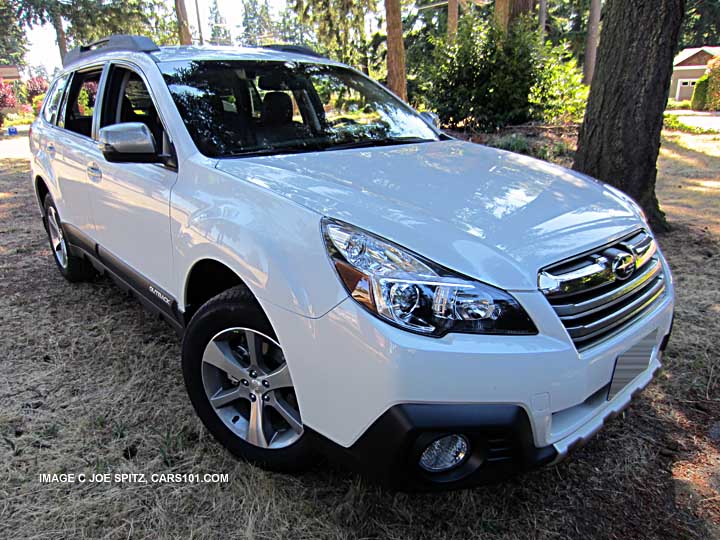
[2,111,35,127]
[691,74,709,111]
[530,42,588,123]
[490,133,532,155]
[707,57,720,111]
[666,98,692,110]
[25,77,49,101]
[426,14,586,130]
[32,93,46,116]
[663,113,719,134]
[0,78,17,108]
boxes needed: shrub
[0,78,17,108]
[530,42,588,123]
[25,77,49,101]
[663,113,719,134]
[706,57,720,111]
[490,133,532,155]
[32,93,46,116]
[2,111,35,127]
[666,98,692,110]
[426,13,587,130]
[691,74,709,111]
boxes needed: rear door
[53,65,106,239]
[89,62,178,307]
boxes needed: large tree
[238,0,274,47]
[385,0,407,100]
[0,0,28,66]
[18,0,178,61]
[208,0,231,45]
[293,0,374,68]
[495,0,533,31]
[573,0,685,231]
[582,0,601,84]
[680,0,720,48]
[175,0,192,45]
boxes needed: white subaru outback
[30,35,674,489]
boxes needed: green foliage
[691,74,709,111]
[32,93,45,115]
[0,0,27,66]
[238,0,275,47]
[427,13,587,130]
[293,0,375,68]
[17,0,178,51]
[2,110,34,126]
[707,57,720,112]
[666,99,692,110]
[208,0,231,45]
[681,0,720,48]
[490,133,532,155]
[530,42,588,123]
[663,113,719,134]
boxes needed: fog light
[419,434,469,472]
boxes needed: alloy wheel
[47,206,68,269]
[201,327,303,449]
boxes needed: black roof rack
[63,35,160,67]
[260,44,326,59]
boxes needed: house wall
[670,67,709,100]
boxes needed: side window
[42,74,70,125]
[61,68,103,137]
[101,66,164,152]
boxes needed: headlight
[322,218,537,337]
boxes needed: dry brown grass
[0,131,718,540]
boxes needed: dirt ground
[0,130,718,540]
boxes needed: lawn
[0,131,718,540]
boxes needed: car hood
[215,140,645,290]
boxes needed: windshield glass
[159,60,438,157]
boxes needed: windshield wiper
[325,136,437,151]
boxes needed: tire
[182,285,316,472]
[43,194,94,282]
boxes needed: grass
[0,131,718,539]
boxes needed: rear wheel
[182,285,315,471]
[43,194,94,282]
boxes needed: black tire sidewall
[181,290,316,472]
[42,194,91,281]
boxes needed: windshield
[159,60,439,158]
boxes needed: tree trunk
[448,0,459,39]
[538,0,547,34]
[384,0,407,101]
[495,0,533,31]
[50,12,68,62]
[194,0,204,45]
[573,0,684,232]
[583,0,602,84]
[175,0,193,45]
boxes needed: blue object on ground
[7,127,18,136]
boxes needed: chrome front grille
[539,230,667,350]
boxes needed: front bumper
[261,260,674,489]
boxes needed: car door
[90,62,178,307]
[40,69,101,238]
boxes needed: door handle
[86,163,102,182]
[46,143,56,157]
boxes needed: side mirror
[420,111,441,130]
[98,123,159,163]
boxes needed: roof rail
[261,44,326,59]
[63,35,160,67]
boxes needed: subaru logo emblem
[612,251,636,281]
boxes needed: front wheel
[182,285,316,471]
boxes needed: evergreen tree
[209,0,231,45]
[0,0,28,66]
[238,0,274,47]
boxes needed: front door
[90,63,178,307]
